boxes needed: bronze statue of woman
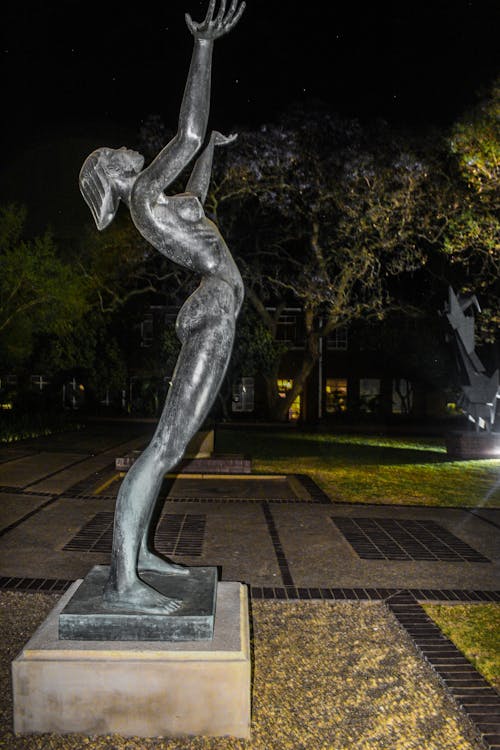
[79,0,245,614]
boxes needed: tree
[214,302,287,419]
[0,204,89,367]
[208,110,450,419]
[442,77,500,342]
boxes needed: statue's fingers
[224,0,245,31]
[214,131,238,145]
[202,0,217,26]
[185,12,197,33]
[215,0,227,26]
[224,0,240,25]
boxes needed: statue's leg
[105,278,236,611]
[104,443,184,613]
[138,299,236,574]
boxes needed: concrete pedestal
[13,581,251,739]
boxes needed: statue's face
[106,148,145,178]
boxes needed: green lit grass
[422,604,500,690]
[216,429,500,507]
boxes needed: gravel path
[0,593,486,750]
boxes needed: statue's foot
[138,551,190,576]
[103,578,181,614]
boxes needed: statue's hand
[213,131,238,147]
[186,0,246,41]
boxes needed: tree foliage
[0,204,89,366]
[443,77,500,341]
[209,110,449,418]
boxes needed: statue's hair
[79,148,120,230]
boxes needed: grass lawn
[216,428,500,508]
[423,603,500,690]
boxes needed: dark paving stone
[298,588,311,599]
[261,502,294,587]
[460,697,500,707]
[320,588,334,599]
[0,577,73,592]
[63,511,206,557]
[63,463,117,497]
[332,516,490,562]
[467,708,500,717]
[308,588,322,599]
[292,474,331,504]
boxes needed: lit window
[288,394,301,421]
[325,378,347,413]
[277,378,293,395]
[276,378,301,421]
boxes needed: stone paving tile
[0,452,86,488]
[0,494,51,534]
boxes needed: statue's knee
[158,445,184,471]
[148,439,181,471]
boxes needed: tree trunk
[265,311,321,422]
[217,390,231,421]
[265,375,286,421]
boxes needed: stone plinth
[59,565,217,641]
[13,582,251,739]
[178,454,252,474]
[445,431,500,460]
[116,430,215,471]
[185,429,214,458]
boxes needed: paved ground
[1,421,499,749]
[0,421,499,595]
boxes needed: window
[325,378,347,413]
[31,375,50,391]
[359,378,381,413]
[276,378,301,421]
[276,314,298,343]
[140,317,154,348]
[393,379,413,414]
[232,377,255,412]
[277,378,293,394]
[327,327,348,351]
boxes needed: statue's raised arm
[134,0,246,200]
[79,0,245,232]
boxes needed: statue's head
[79,147,144,230]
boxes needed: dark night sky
[1,0,498,234]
